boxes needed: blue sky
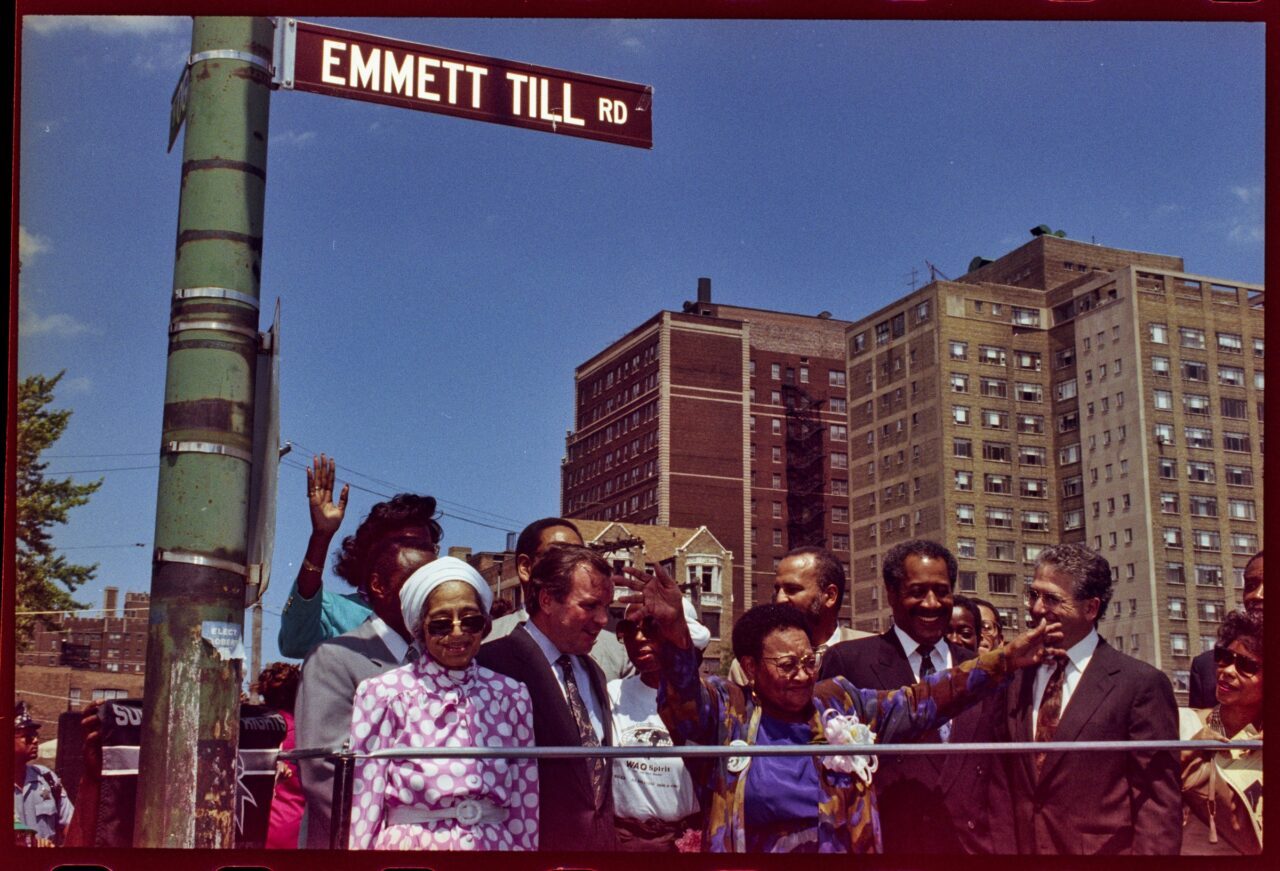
[16,16,1265,668]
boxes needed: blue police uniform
[14,762,74,844]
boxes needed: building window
[831,453,848,470]
[1012,307,1040,327]
[772,501,782,519]
[953,405,971,425]
[984,474,1012,495]
[771,363,781,380]
[1222,431,1251,453]
[1020,478,1047,499]
[1015,382,1042,403]
[799,365,809,383]
[1185,427,1213,449]
[957,538,976,559]
[1022,510,1050,532]
[772,419,782,436]
[1063,510,1083,531]
[1217,332,1243,354]
[1228,499,1257,521]
[982,442,1012,463]
[950,341,968,360]
[1154,423,1174,445]
[1055,379,1077,401]
[1195,564,1224,586]
[1149,323,1169,344]
[978,346,1007,366]
[986,507,1014,528]
[1182,361,1210,383]
[1020,445,1047,466]
[950,373,969,393]
[1170,633,1189,657]
[1164,527,1183,548]
[832,534,850,551]
[1166,562,1185,584]
[1224,465,1253,487]
[989,573,1016,594]
[958,571,977,592]
[980,377,1008,398]
[1179,327,1206,349]
[1015,351,1042,371]
[982,409,1009,429]
[1057,444,1080,465]
[956,504,975,526]
[829,370,847,387]
[955,470,973,491]
[1061,475,1082,498]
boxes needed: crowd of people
[15,454,1262,855]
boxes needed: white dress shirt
[524,619,607,742]
[1031,628,1099,736]
[892,624,954,742]
[367,615,414,664]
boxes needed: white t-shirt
[607,676,699,823]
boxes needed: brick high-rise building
[562,279,853,621]
[843,233,1264,701]
[18,587,151,675]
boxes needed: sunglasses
[425,614,487,637]
[759,654,818,678]
[1213,645,1262,677]
[616,616,660,638]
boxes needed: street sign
[278,19,653,149]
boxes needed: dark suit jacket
[992,638,1181,855]
[477,625,617,852]
[1187,648,1218,709]
[819,631,1003,854]
[294,620,402,848]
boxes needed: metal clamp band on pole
[155,548,249,577]
[169,319,260,340]
[173,286,261,310]
[189,49,273,76]
[273,18,297,89]
[162,440,253,464]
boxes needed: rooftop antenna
[903,265,921,291]
[925,260,951,282]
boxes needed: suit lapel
[877,631,917,687]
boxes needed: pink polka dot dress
[347,655,539,850]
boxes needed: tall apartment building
[562,279,852,620]
[844,234,1264,700]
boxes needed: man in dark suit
[294,539,434,848]
[477,543,618,851]
[1189,550,1262,707]
[993,543,1180,854]
[819,539,1002,854]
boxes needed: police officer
[13,702,73,847]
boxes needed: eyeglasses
[1024,587,1070,609]
[759,654,818,678]
[425,614,487,637]
[1214,645,1262,677]
[616,616,660,639]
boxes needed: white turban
[399,556,493,637]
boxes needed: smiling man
[819,539,1002,854]
[991,543,1180,855]
[477,543,619,851]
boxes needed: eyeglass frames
[1213,645,1262,677]
[425,614,487,637]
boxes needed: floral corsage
[820,709,879,785]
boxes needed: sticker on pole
[201,621,246,661]
[169,60,192,153]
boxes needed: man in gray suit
[489,517,633,680]
[294,538,434,848]
[477,543,618,851]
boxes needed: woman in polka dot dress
[348,556,539,850]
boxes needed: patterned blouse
[348,655,539,850]
[658,642,1012,853]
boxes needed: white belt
[388,799,509,827]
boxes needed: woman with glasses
[1179,609,1262,855]
[347,557,538,850]
[279,453,443,658]
[619,564,1061,854]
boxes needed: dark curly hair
[332,494,442,592]
[1218,609,1263,660]
[256,661,301,712]
[731,603,813,662]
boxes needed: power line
[287,441,525,526]
[17,606,150,616]
[61,543,148,550]
[46,464,157,474]
[41,451,155,459]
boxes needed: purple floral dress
[348,655,539,850]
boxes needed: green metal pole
[135,16,273,849]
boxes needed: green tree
[15,371,103,644]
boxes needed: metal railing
[278,738,1262,850]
